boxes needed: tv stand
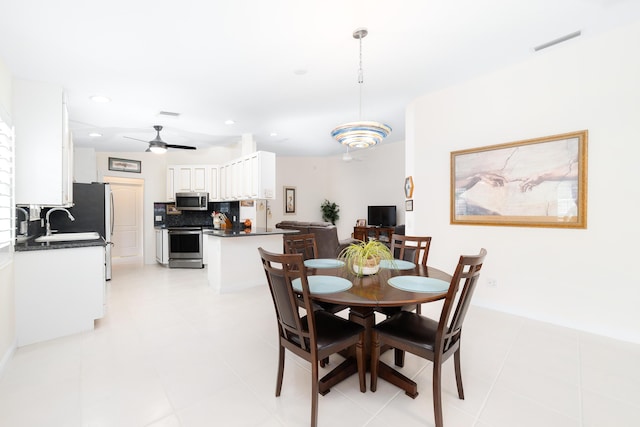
[353,226,394,242]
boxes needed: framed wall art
[108,157,141,173]
[404,176,414,198]
[405,199,413,212]
[450,130,588,228]
[284,186,296,214]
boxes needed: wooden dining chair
[390,234,432,267]
[283,233,319,261]
[377,234,433,319]
[258,247,366,427]
[370,248,487,427]
[282,233,347,313]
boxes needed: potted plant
[321,199,340,224]
[338,239,393,276]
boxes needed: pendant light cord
[357,32,364,120]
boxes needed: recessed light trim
[90,95,111,103]
[225,119,235,125]
[88,132,102,137]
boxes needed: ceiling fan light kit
[124,125,196,153]
[331,27,391,149]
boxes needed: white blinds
[0,116,14,267]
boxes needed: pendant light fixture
[331,27,391,148]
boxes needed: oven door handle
[168,230,202,235]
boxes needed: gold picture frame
[451,130,588,228]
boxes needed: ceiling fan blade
[166,144,197,150]
[123,135,150,143]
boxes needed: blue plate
[304,258,345,269]
[380,259,416,270]
[387,276,449,293]
[292,275,352,294]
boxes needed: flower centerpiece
[338,239,393,276]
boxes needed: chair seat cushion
[300,311,364,350]
[374,311,438,351]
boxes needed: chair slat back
[283,233,319,261]
[437,248,487,351]
[390,234,432,266]
[258,247,316,352]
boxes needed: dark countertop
[204,228,298,238]
[14,236,107,252]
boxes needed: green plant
[338,239,393,276]
[320,199,340,224]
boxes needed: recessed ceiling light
[88,132,102,137]
[294,69,307,75]
[90,95,111,103]
[225,119,235,125]
[270,132,278,137]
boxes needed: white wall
[74,147,97,183]
[96,152,167,264]
[407,21,640,343]
[273,141,406,240]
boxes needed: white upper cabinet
[14,79,73,206]
[220,151,275,200]
[175,165,207,193]
[166,151,274,202]
[166,164,218,201]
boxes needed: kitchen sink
[16,235,32,243]
[35,232,101,243]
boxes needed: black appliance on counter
[168,227,203,268]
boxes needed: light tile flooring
[1,263,639,427]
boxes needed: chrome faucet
[16,207,29,235]
[45,207,75,236]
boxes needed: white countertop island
[204,228,296,293]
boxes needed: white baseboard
[0,338,17,379]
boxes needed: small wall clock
[404,176,414,199]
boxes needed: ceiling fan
[342,146,362,162]
[124,125,196,153]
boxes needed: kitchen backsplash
[154,201,240,228]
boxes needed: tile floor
[0,263,639,427]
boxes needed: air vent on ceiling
[534,30,582,52]
[158,111,181,117]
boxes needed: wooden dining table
[304,259,452,397]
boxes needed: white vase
[353,263,380,276]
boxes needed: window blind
[0,116,14,268]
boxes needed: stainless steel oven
[168,227,204,268]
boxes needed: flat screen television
[367,205,397,227]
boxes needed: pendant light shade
[331,28,391,148]
[331,121,391,148]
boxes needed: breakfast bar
[204,228,296,293]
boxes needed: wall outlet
[487,278,497,287]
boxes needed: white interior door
[107,179,143,261]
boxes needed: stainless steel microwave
[175,192,209,211]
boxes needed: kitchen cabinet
[155,228,169,265]
[208,165,219,200]
[166,164,217,201]
[220,151,275,200]
[13,79,74,206]
[14,245,106,346]
[166,151,274,202]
